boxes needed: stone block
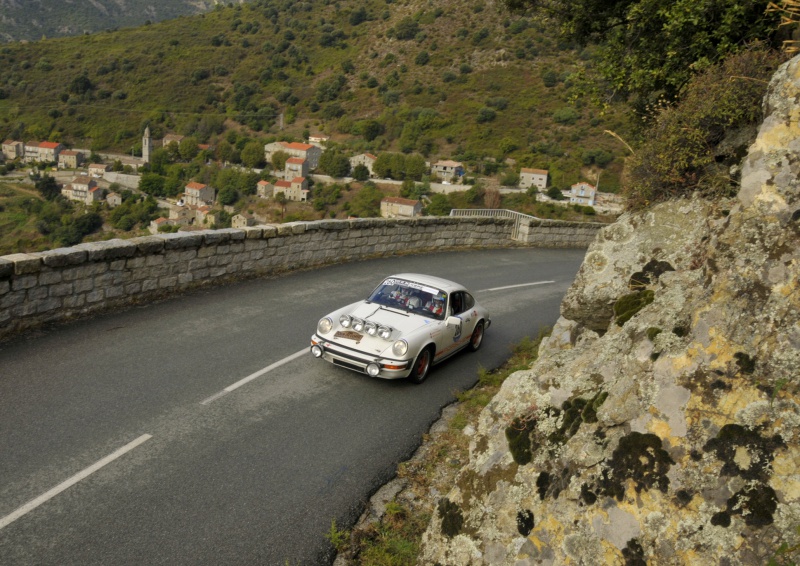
[40,248,88,268]
[36,298,62,313]
[1,290,25,308]
[62,294,86,309]
[12,275,37,291]
[159,276,178,289]
[77,240,137,261]
[160,233,203,250]
[202,230,231,246]
[49,283,74,297]
[5,253,43,275]
[86,289,105,303]
[124,282,142,295]
[0,280,9,295]
[39,270,63,285]
[132,236,166,255]
[0,258,12,279]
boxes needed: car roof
[386,273,463,293]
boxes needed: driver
[429,298,444,316]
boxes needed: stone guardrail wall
[0,216,602,341]
[518,217,603,247]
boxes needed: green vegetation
[0,0,631,195]
[623,47,785,209]
[503,0,781,104]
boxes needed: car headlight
[392,339,408,357]
[378,325,392,340]
[317,317,333,334]
[365,322,378,336]
[339,314,352,328]
[352,318,365,332]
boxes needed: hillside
[0,0,234,43]
[0,0,631,192]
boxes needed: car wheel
[468,321,485,352]
[408,346,433,384]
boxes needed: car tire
[468,321,485,352]
[408,346,433,384]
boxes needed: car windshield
[368,278,447,320]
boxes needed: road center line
[0,434,152,532]
[479,280,555,292]
[201,348,308,405]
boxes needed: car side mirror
[446,316,461,328]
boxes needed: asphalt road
[0,247,586,565]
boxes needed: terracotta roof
[291,176,306,183]
[39,141,61,149]
[274,180,292,188]
[286,157,306,164]
[281,141,314,151]
[60,150,79,156]
[521,168,548,175]
[186,182,207,190]
[434,160,462,167]
[257,180,271,185]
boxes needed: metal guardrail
[449,209,541,240]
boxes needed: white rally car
[310,273,490,383]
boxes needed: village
[1,130,623,238]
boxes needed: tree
[352,164,370,181]
[139,173,166,196]
[502,0,781,102]
[241,141,266,168]
[348,183,383,217]
[547,186,566,200]
[394,17,420,40]
[425,193,451,216]
[179,137,200,161]
[319,151,351,178]
[35,175,61,200]
[271,150,290,172]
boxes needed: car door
[434,291,475,361]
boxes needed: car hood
[349,302,436,335]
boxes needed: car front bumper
[310,334,412,379]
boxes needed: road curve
[0,247,586,565]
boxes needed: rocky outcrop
[419,55,800,564]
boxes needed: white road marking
[0,434,152,531]
[478,280,555,292]
[200,348,308,405]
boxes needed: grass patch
[337,327,551,564]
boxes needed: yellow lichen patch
[716,388,765,422]
[771,451,800,501]
[757,110,800,150]
[649,419,673,440]
[599,540,626,566]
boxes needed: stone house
[285,157,309,179]
[184,181,214,206]
[380,197,422,218]
[168,203,195,227]
[38,141,64,163]
[163,134,184,148]
[273,180,292,199]
[196,206,218,227]
[148,217,177,234]
[519,168,549,191]
[264,141,323,170]
[24,141,40,163]
[349,153,378,177]
[432,160,464,183]
[232,213,257,228]
[58,150,84,169]
[2,140,24,161]
[308,134,329,145]
[256,180,274,199]
[88,163,109,177]
[284,177,309,202]
[106,192,122,208]
[568,181,597,206]
[62,176,100,204]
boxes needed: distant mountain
[0,0,632,192]
[0,0,243,42]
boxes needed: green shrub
[623,47,784,209]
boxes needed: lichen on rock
[418,53,800,566]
